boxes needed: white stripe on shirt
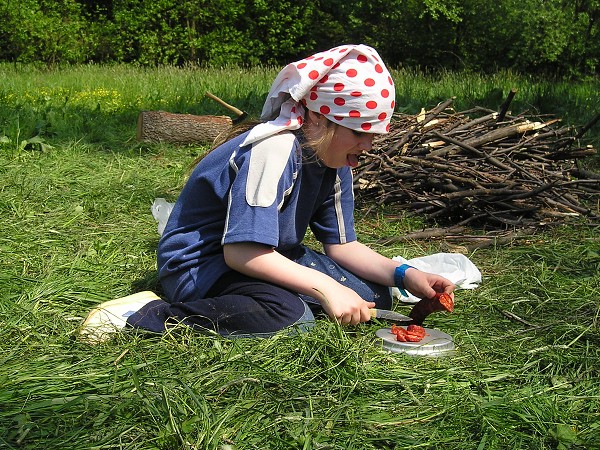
[333,174,347,243]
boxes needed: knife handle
[369,309,378,319]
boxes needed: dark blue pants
[128,246,392,337]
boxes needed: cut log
[136,111,232,145]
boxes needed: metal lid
[376,327,455,357]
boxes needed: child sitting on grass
[81,44,455,342]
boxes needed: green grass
[1,65,599,449]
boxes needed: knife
[370,308,412,323]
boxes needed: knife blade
[370,308,412,323]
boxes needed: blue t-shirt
[157,130,357,301]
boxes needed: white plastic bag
[391,253,482,303]
[151,198,175,236]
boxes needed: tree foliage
[0,0,598,76]
[0,0,89,65]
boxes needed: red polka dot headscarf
[241,44,395,146]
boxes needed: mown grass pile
[1,64,599,449]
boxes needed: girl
[81,44,455,341]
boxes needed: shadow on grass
[130,270,163,297]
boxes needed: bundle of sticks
[354,96,600,230]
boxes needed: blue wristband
[394,264,415,297]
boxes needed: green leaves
[549,423,583,449]
[0,134,54,155]
[0,0,599,76]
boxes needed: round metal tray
[376,327,455,357]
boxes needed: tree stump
[136,111,233,145]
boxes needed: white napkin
[151,198,174,236]
[391,253,482,303]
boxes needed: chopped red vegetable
[435,292,454,313]
[407,324,426,338]
[390,324,427,342]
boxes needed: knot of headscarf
[241,44,395,146]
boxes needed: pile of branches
[355,95,600,231]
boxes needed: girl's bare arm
[323,241,455,300]
[223,242,374,324]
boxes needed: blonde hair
[189,113,338,170]
[302,117,337,160]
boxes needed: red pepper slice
[404,332,423,342]
[407,324,426,338]
[409,292,455,325]
[434,292,454,312]
[390,324,425,342]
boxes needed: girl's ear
[303,109,329,145]
[306,110,335,136]
[308,109,329,124]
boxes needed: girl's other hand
[403,268,455,301]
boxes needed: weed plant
[0,64,599,449]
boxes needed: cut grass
[1,65,599,449]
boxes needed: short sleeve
[222,133,299,247]
[310,167,357,244]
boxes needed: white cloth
[151,198,174,236]
[391,253,482,303]
[241,44,395,146]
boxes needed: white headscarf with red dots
[241,44,395,146]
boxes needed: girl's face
[319,124,374,169]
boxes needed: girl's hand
[313,284,375,326]
[402,268,455,301]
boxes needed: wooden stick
[576,112,600,139]
[430,130,514,171]
[497,88,517,122]
[375,226,466,243]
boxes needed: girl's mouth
[347,153,359,167]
